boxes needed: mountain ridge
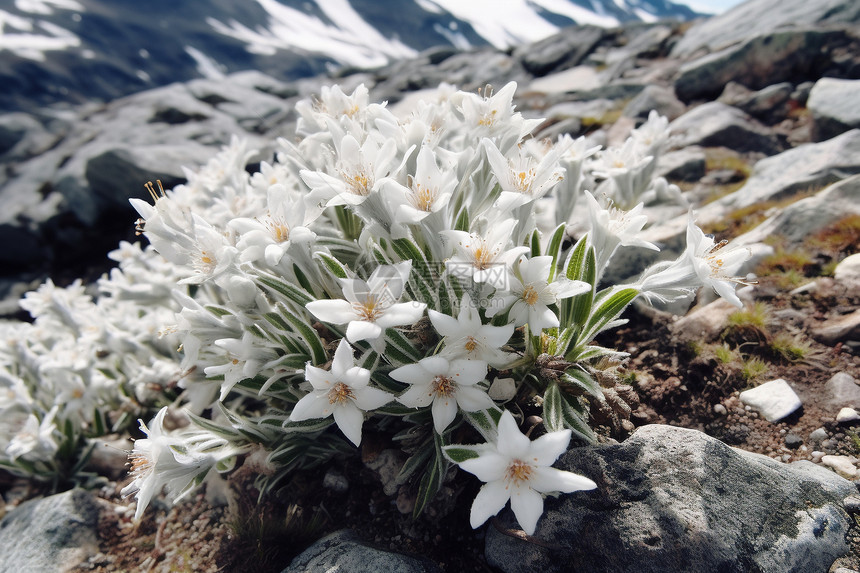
[0,0,699,112]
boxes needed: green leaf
[186,411,241,440]
[560,369,603,399]
[396,439,433,485]
[293,263,316,295]
[543,382,597,443]
[385,328,422,361]
[413,432,449,518]
[205,305,234,317]
[279,307,328,365]
[280,418,333,434]
[463,407,503,443]
[454,206,470,232]
[257,274,313,308]
[545,223,566,282]
[580,287,638,343]
[441,445,483,464]
[530,229,541,258]
[317,253,348,279]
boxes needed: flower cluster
[5,82,752,535]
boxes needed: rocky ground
[1,0,860,571]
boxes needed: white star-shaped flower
[448,410,597,535]
[306,261,427,343]
[391,356,493,434]
[487,256,590,333]
[290,339,393,446]
[428,293,515,368]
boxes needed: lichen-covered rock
[282,530,442,573]
[485,424,855,573]
[674,29,846,102]
[0,489,101,572]
[808,78,860,141]
[668,101,781,154]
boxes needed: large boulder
[808,78,860,141]
[674,29,847,102]
[671,0,860,58]
[485,425,857,573]
[668,101,782,154]
[282,529,442,573]
[513,26,607,77]
[0,489,102,572]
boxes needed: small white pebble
[822,455,859,479]
[809,428,829,442]
[739,379,802,422]
[713,404,727,415]
[836,407,860,423]
[811,451,824,463]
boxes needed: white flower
[380,144,456,228]
[488,256,590,333]
[300,133,398,208]
[637,219,751,307]
[306,261,427,343]
[121,407,217,521]
[229,184,315,267]
[484,138,565,210]
[442,219,528,288]
[203,332,280,401]
[6,408,58,463]
[449,410,596,535]
[289,339,392,446]
[390,356,493,434]
[582,191,659,275]
[428,293,515,368]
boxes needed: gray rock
[670,298,738,342]
[485,424,855,573]
[674,29,846,102]
[718,81,793,124]
[835,253,860,283]
[623,85,686,122]
[814,310,860,346]
[513,26,606,76]
[668,102,781,154]
[824,372,860,409]
[731,175,860,249]
[282,530,441,573]
[671,0,860,58]
[808,78,860,141]
[656,147,706,182]
[0,489,101,572]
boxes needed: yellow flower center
[522,285,540,306]
[129,452,153,477]
[341,169,371,196]
[265,215,290,243]
[431,375,456,397]
[505,459,534,485]
[478,109,497,126]
[412,183,438,212]
[464,337,478,353]
[353,296,383,322]
[470,240,496,270]
[328,382,355,405]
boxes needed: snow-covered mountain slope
[0,0,699,111]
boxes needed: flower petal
[290,392,332,421]
[459,451,509,482]
[333,403,364,446]
[396,384,435,408]
[375,302,426,328]
[456,385,495,412]
[528,429,571,466]
[346,320,383,342]
[306,299,355,325]
[510,485,543,535]
[331,339,355,379]
[470,479,510,529]
[431,395,458,434]
[529,466,597,494]
[353,386,392,410]
[496,411,530,459]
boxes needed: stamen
[505,459,534,485]
[431,375,456,397]
[144,180,166,203]
[328,382,355,404]
[522,285,540,306]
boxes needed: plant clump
[0,83,753,539]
